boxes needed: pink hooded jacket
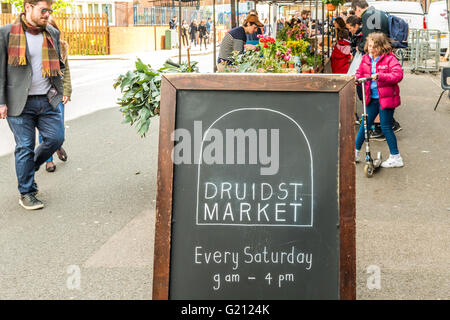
[355,52,403,110]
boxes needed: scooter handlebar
[356,77,373,83]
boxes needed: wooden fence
[0,13,109,55]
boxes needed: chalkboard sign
[153,74,356,300]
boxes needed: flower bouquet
[224,35,295,73]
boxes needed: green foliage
[224,50,264,73]
[305,54,323,67]
[113,59,198,137]
[276,25,289,42]
[3,0,73,13]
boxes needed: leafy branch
[113,58,198,137]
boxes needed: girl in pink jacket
[355,32,404,168]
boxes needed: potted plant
[286,23,308,41]
[286,39,311,57]
[301,64,311,73]
[322,0,345,11]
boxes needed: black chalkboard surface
[153,74,356,300]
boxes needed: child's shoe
[355,149,361,163]
[381,154,404,168]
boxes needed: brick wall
[109,26,158,54]
[115,2,133,27]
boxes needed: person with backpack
[352,0,389,53]
[351,0,402,139]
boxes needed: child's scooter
[356,77,382,178]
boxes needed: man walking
[0,0,65,210]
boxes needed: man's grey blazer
[0,24,65,116]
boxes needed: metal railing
[133,6,213,26]
[397,29,441,73]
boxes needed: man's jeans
[7,96,64,195]
[38,102,65,163]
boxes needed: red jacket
[355,53,403,109]
[331,39,351,74]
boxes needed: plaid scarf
[8,13,61,77]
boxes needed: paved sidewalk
[0,72,449,299]
[69,44,218,62]
[0,108,159,299]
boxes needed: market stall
[209,0,345,73]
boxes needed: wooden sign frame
[152,74,356,300]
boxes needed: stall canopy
[169,0,335,72]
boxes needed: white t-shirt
[25,31,51,95]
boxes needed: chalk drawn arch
[195,107,314,227]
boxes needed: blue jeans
[38,102,65,163]
[7,96,65,195]
[355,99,399,155]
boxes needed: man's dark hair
[351,0,369,10]
[349,9,355,15]
[346,15,362,26]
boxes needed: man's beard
[31,15,48,28]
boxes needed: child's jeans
[355,99,399,155]
[38,102,65,163]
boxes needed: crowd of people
[169,15,213,51]
[218,1,405,169]
[0,0,405,211]
[330,0,404,168]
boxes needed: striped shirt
[218,26,247,63]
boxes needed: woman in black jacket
[346,15,362,56]
[198,19,208,50]
[189,19,198,47]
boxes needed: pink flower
[284,55,290,61]
[276,50,281,56]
